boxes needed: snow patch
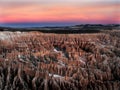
[79,57,86,64]
[0,32,26,41]
[58,60,65,66]
[54,48,59,52]
[5,59,8,61]
[49,73,62,78]
[18,54,21,58]
[0,33,9,40]
[16,31,22,34]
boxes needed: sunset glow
[0,0,119,24]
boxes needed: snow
[5,59,8,61]
[0,32,26,41]
[16,31,22,34]
[54,48,59,52]
[49,73,62,78]
[79,57,86,64]
[58,60,65,66]
[18,54,21,58]
[100,44,105,48]
[0,33,9,40]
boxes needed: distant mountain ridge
[0,24,120,34]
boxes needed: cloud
[0,0,119,9]
[0,0,119,5]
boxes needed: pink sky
[0,0,119,24]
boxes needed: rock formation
[0,30,120,90]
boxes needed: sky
[0,0,120,26]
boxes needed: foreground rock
[0,30,120,90]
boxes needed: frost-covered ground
[0,31,26,40]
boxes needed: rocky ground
[0,30,120,90]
